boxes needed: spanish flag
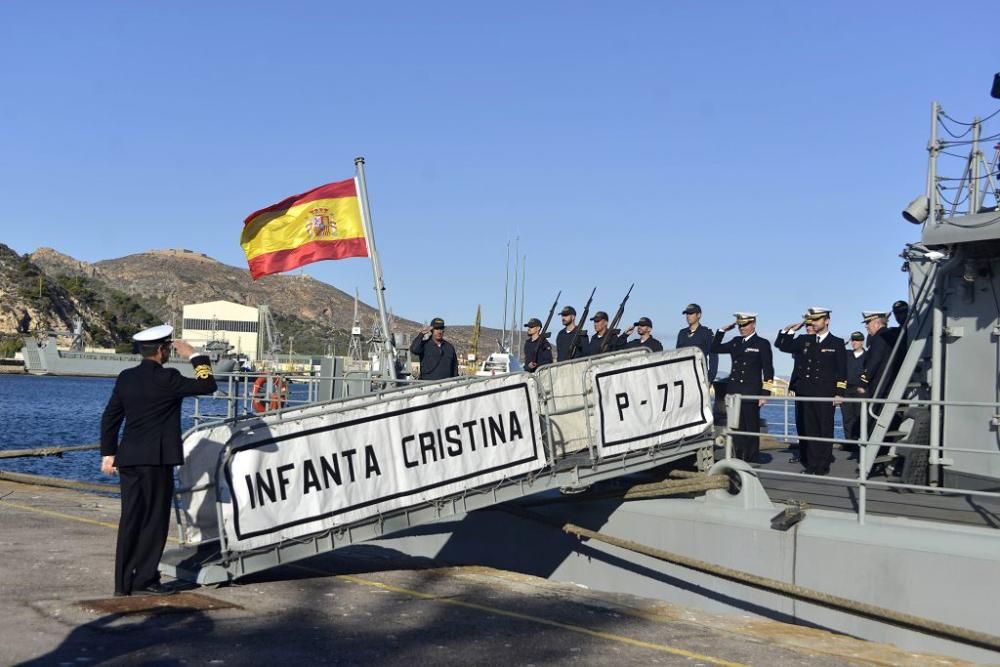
[240,178,368,280]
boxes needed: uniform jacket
[100,355,218,467]
[882,325,907,382]
[555,326,587,361]
[711,331,774,393]
[676,325,718,381]
[845,348,866,391]
[583,331,623,357]
[861,329,892,398]
[775,332,847,397]
[774,331,803,393]
[624,335,664,352]
[409,335,459,380]
[523,336,553,372]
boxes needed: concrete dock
[0,479,980,666]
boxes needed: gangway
[162,347,715,584]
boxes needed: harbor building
[181,300,260,363]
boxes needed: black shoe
[133,582,176,596]
[788,456,801,464]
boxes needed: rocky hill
[0,244,161,354]
[14,246,500,357]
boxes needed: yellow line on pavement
[291,563,746,667]
[0,499,179,543]
[1,500,743,665]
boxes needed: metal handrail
[722,392,1000,525]
[724,428,1000,458]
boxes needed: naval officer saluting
[100,325,217,596]
[711,313,774,463]
[775,308,847,475]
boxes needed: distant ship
[21,320,241,378]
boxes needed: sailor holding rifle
[522,317,553,372]
[555,305,587,360]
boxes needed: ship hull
[21,336,236,378]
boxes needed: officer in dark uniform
[859,311,892,402]
[676,304,718,381]
[776,313,814,465]
[842,331,867,457]
[409,318,459,380]
[617,316,663,351]
[882,300,908,350]
[774,308,846,475]
[711,313,774,463]
[555,306,587,360]
[100,324,217,596]
[522,317,553,372]
[582,311,622,356]
[882,300,908,383]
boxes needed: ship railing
[723,393,1000,525]
[190,371,425,426]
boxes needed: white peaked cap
[132,324,174,342]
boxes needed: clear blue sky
[1,2,996,374]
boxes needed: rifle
[539,290,561,340]
[600,283,635,353]
[568,287,596,359]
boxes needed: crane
[467,304,481,374]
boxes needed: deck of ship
[753,444,1000,529]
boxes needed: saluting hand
[721,322,736,332]
[172,340,196,357]
[624,325,635,336]
[786,321,804,332]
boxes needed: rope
[668,470,706,480]
[0,443,100,459]
[623,478,729,499]
[0,470,118,494]
[521,473,730,509]
[563,523,1000,652]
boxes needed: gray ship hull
[21,336,236,378]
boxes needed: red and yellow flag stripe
[241,178,368,279]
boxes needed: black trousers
[733,395,761,463]
[115,465,174,594]
[793,399,808,467]
[841,393,861,451]
[802,398,835,474]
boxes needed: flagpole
[354,156,396,378]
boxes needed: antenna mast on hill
[518,254,526,352]
[509,238,521,353]
[501,241,510,351]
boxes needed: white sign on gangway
[220,374,544,551]
[587,349,712,456]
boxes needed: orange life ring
[252,375,288,412]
